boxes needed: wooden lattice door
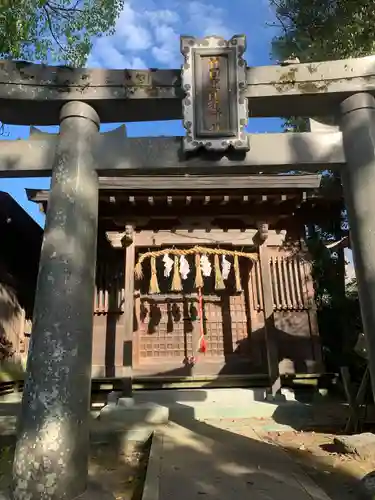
[135,296,198,373]
[133,251,253,377]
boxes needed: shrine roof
[26,174,342,208]
[26,174,342,229]
[26,173,325,202]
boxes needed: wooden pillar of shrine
[254,223,280,396]
[121,225,135,397]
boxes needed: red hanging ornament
[197,286,206,354]
[199,335,207,353]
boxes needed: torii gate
[1,34,375,499]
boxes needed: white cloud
[186,2,231,39]
[151,24,179,65]
[145,9,180,27]
[115,3,152,51]
[87,36,147,69]
[89,0,233,69]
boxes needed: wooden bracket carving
[121,225,134,247]
[106,226,134,248]
[253,222,269,246]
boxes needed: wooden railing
[270,256,307,311]
[250,256,309,312]
[94,260,124,314]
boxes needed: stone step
[134,387,299,405]
[99,387,316,424]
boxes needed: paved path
[148,419,331,500]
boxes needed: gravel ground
[258,425,374,500]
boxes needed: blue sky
[0,0,283,227]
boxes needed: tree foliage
[270,0,375,63]
[268,0,372,376]
[270,0,375,132]
[0,0,124,66]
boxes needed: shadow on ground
[2,380,374,500]
[161,401,371,500]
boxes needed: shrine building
[25,172,341,385]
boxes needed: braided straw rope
[134,245,258,279]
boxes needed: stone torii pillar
[11,102,113,500]
[340,92,375,403]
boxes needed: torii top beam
[0,55,375,125]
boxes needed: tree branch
[47,0,83,12]
[42,5,67,54]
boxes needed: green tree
[268,0,370,376]
[270,0,375,62]
[0,0,124,66]
[271,0,375,131]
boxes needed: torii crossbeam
[0,127,344,177]
[1,35,375,500]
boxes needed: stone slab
[99,399,311,423]
[91,426,155,447]
[141,432,163,500]
[168,402,286,420]
[143,421,332,500]
[99,402,169,425]
[134,387,302,406]
[334,433,375,459]
[135,387,270,405]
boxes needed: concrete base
[98,388,318,424]
[91,426,155,446]
[134,387,298,406]
[135,387,301,420]
[99,401,169,425]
